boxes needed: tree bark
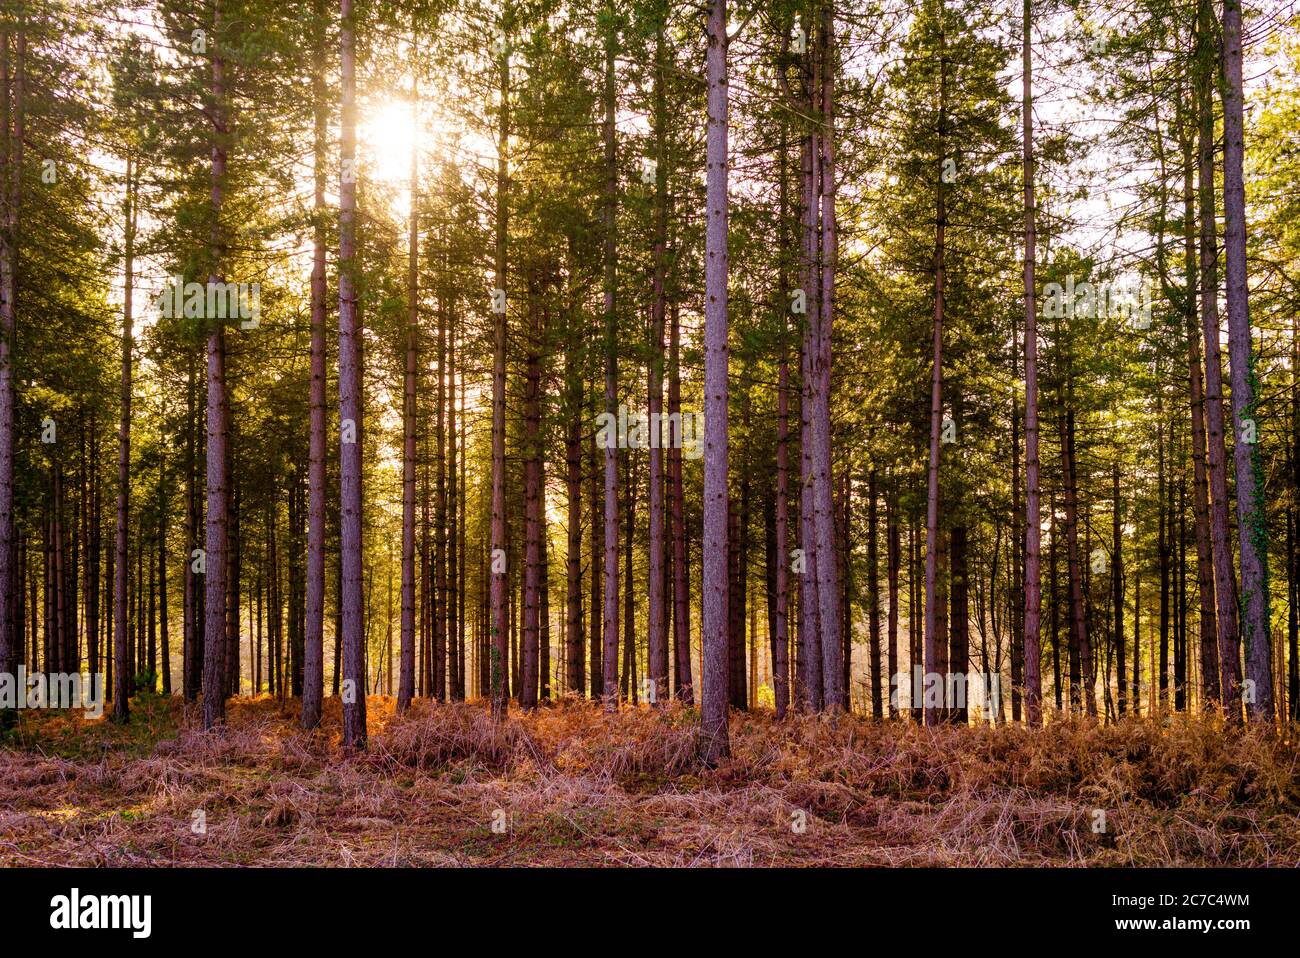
[0,23,23,689]
[488,9,510,719]
[563,252,584,697]
[1112,462,1125,714]
[1021,0,1043,727]
[1180,111,1220,710]
[1196,0,1242,718]
[646,22,669,705]
[950,525,968,723]
[699,0,731,764]
[201,1,231,728]
[669,304,692,703]
[112,156,136,721]
[1060,408,1095,716]
[886,483,900,719]
[301,0,328,727]
[812,4,842,711]
[600,8,620,710]
[338,0,366,746]
[521,275,543,710]
[1221,0,1272,721]
[923,13,948,728]
[397,63,419,712]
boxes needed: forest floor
[1,693,1298,866]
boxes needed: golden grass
[1,694,1296,866]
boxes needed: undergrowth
[1,694,1295,866]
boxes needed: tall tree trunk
[1133,569,1141,714]
[302,0,328,728]
[488,9,511,719]
[0,22,23,689]
[434,269,448,702]
[448,303,462,701]
[772,357,791,720]
[1181,114,1220,710]
[600,8,620,709]
[923,14,948,728]
[1159,417,1170,708]
[201,0,232,730]
[563,265,584,697]
[646,22,669,705]
[112,156,136,721]
[812,3,842,711]
[623,456,637,703]
[1221,0,1272,721]
[226,480,241,697]
[338,0,366,746]
[887,483,900,719]
[397,63,419,713]
[950,525,968,723]
[728,500,742,708]
[1196,0,1241,718]
[866,473,881,718]
[589,416,603,700]
[88,431,101,697]
[797,13,822,714]
[699,0,730,764]
[183,351,200,700]
[521,276,543,710]
[540,524,551,700]
[159,476,170,693]
[1060,408,1094,716]
[1112,462,1125,714]
[1292,317,1300,721]
[1021,0,1043,727]
[669,304,692,703]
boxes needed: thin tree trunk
[699,0,731,764]
[1061,408,1094,716]
[600,8,620,709]
[1181,112,1220,710]
[434,267,448,702]
[812,4,842,711]
[521,275,543,710]
[923,13,948,728]
[302,0,329,728]
[112,156,136,721]
[1021,0,1042,727]
[488,8,511,718]
[951,525,968,723]
[563,260,584,696]
[397,63,419,712]
[589,415,602,700]
[1221,0,1272,721]
[1159,417,1170,708]
[1112,462,1125,714]
[1196,0,1242,718]
[338,0,366,746]
[669,304,692,703]
[0,22,24,688]
[887,483,900,719]
[645,22,669,705]
[201,0,232,729]
[159,477,170,694]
